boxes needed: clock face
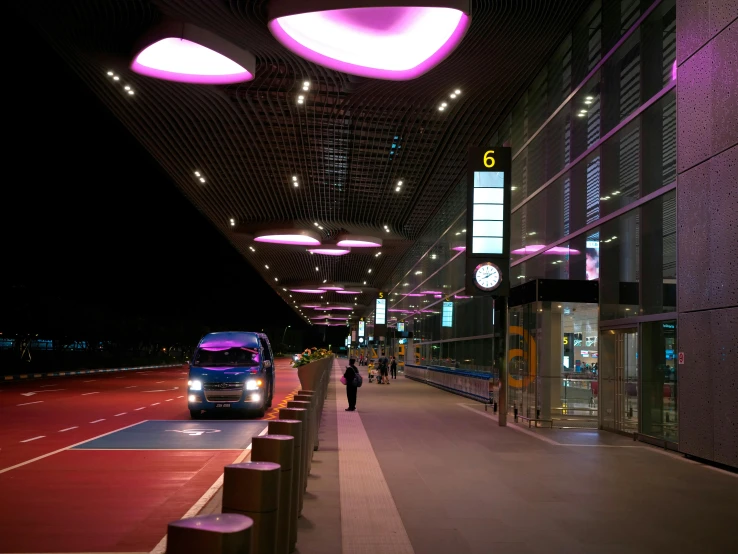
[474,262,501,291]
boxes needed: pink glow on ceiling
[131,38,254,84]
[319,285,344,291]
[268,7,468,80]
[511,244,581,256]
[307,247,351,256]
[403,293,424,297]
[454,295,471,299]
[421,290,443,295]
[314,306,353,311]
[336,290,362,294]
[329,316,350,320]
[290,289,325,294]
[451,245,466,251]
[336,239,382,248]
[254,233,321,245]
[434,294,443,298]
[388,309,407,312]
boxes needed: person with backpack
[390,356,398,379]
[343,358,361,411]
[378,351,390,384]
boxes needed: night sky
[1,14,327,349]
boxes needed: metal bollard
[279,407,308,516]
[293,394,315,457]
[167,513,253,554]
[268,419,302,553]
[297,390,318,451]
[252,435,294,554]
[287,400,312,480]
[222,462,280,554]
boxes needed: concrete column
[676,3,737,468]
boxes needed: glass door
[600,328,638,433]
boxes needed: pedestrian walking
[378,351,390,384]
[390,356,397,379]
[342,358,361,411]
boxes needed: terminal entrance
[600,328,639,434]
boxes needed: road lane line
[156,381,164,383]
[114,412,127,417]
[165,399,173,402]
[176,395,184,398]
[20,436,46,443]
[1,421,147,474]
[125,386,137,389]
[149,424,269,554]
[81,392,99,396]
[59,427,78,433]
[134,407,145,411]
[17,401,44,406]
[90,419,105,424]
[151,402,160,406]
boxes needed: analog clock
[473,262,502,291]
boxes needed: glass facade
[365,0,679,445]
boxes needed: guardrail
[2,363,184,381]
[404,364,492,403]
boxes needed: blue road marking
[72,420,267,450]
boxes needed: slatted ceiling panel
[21,0,590,318]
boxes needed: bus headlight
[189,380,202,391]
[246,379,263,391]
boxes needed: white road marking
[20,436,45,443]
[114,412,127,417]
[17,401,44,406]
[150,402,160,406]
[59,427,78,433]
[165,399,174,402]
[134,407,145,411]
[124,386,137,389]
[81,392,99,396]
[142,387,179,393]
[0,421,147,474]
[90,419,105,424]
[176,395,184,398]
[149,425,268,554]
[155,381,164,383]
[20,389,64,396]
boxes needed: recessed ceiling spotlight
[127,90,135,95]
[395,187,401,192]
[318,226,323,230]
[265,264,270,269]
[441,102,447,107]
[368,269,372,273]
[298,95,305,100]
[124,85,131,91]
[249,246,255,252]
[267,1,470,80]
[194,171,201,177]
[438,106,445,111]
[199,177,206,183]
[131,23,255,84]
[454,89,461,94]
[398,180,403,186]
[274,277,279,281]
[113,76,120,81]
[450,93,456,98]
[229,218,235,226]
[107,71,114,76]
[293,182,299,187]
[315,266,319,271]
[363,281,367,285]
[313,222,319,226]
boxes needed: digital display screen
[397,322,405,332]
[472,172,505,254]
[398,338,407,345]
[442,301,454,327]
[358,320,365,337]
[375,297,387,325]
[586,239,600,281]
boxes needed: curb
[2,363,185,382]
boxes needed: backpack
[352,367,363,387]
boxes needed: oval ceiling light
[335,289,362,294]
[511,245,581,255]
[336,234,383,248]
[319,284,345,291]
[307,246,351,256]
[290,288,325,293]
[268,0,470,80]
[131,23,255,84]
[254,229,321,245]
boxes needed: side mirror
[263,360,272,369]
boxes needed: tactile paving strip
[335,360,415,554]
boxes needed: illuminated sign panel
[472,171,505,254]
[375,296,387,325]
[358,320,365,337]
[397,322,405,332]
[442,302,453,327]
[466,147,512,296]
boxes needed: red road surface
[0,359,300,552]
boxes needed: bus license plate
[215,403,231,408]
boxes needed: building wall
[676,5,737,467]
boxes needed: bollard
[279,407,308,516]
[167,513,253,554]
[287,400,312,480]
[297,390,319,451]
[222,462,280,554]
[252,435,294,554]
[294,394,315,459]
[268,420,302,553]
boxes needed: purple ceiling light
[335,234,383,248]
[267,1,470,80]
[290,288,325,293]
[319,284,344,291]
[403,293,424,297]
[301,304,321,308]
[454,295,471,299]
[254,229,321,245]
[314,305,353,311]
[421,290,443,295]
[451,245,466,252]
[307,246,351,256]
[131,23,255,84]
[511,244,581,256]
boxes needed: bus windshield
[192,347,260,367]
